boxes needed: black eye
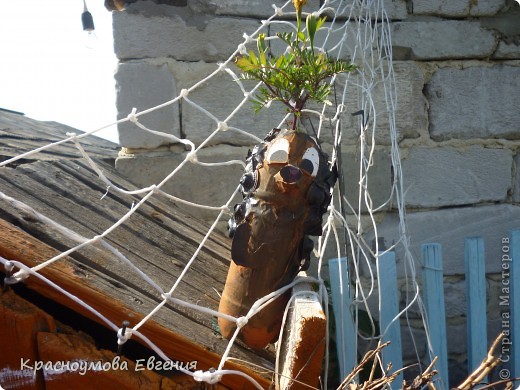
[300,147,320,176]
[300,159,314,175]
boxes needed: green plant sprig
[235,10,357,130]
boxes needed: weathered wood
[0,160,229,305]
[0,289,202,389]
[464,237,487,375]
[0,110,118,163]
[0,219,271,389]
[377,251,403,388]
[0,289,54,390]
[36,332,192,390]
[421,243,449,389]
[278,273,326,390]
[0,162,224,328]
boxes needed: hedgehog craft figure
[218,128,336,349]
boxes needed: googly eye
[266,138,289,164]
[300,147,320,177]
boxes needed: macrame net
[0,0,435,388]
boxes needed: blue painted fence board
[328,257,357,381]
[377,251,403,388]
[464,237,487,375]
[510,230,520,384]
[328,231,520,387]
[421,243,449,388]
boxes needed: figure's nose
[280,165,302,184]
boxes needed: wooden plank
[421,243,449,388]
[328,257,357,381]
[0,110,118,162]
[278,273,326,390]
[0,289,54,390]
[0,168,220,327]
[510,229,520,383]
[464,237,487,375]
[377,251,403,388]
[0,289,202,389]
[36,332,196,390]
[60,159,232,266]
[0,160,230,324]
[0,219,272,389]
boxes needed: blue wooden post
[510,230,520,384]
[377,251,403,388]
[328,257,357,381]
[464,237,487,375]
[421,243,449,388]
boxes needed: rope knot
[4,269,30,285]
[161,292,171,301]
[4,261,14,273]
[236,316,248,329]
[127,107,139,123]
[218,122,229,132]
[117,325,133,345]
[238,43,247,55]
[180,89,189,98]
[193,370,222,384]
[272,5,283,16]
[187,151,198,163]
[242,33,252,44]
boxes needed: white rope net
[0,0,434,388]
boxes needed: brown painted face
[255,130,324,207]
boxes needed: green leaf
[274,55,284,69]
[306,15,326,49]
[306,14,317,48]
[277,32,293,46]
[257,33,267,54]
[259,51,267,66]
[235,55,255,72]
[248,50,258,65]
[316,16,326,31]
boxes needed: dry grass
[337,333,516,390]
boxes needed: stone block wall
[111,0,520,385]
